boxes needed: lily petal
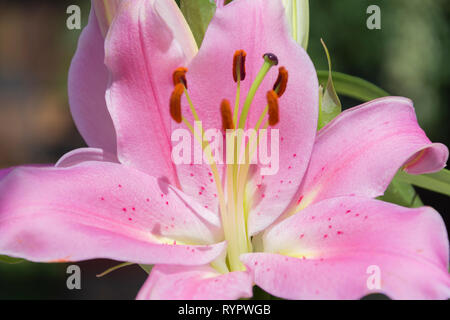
[55,148,118,168]
[215,0,225,8]
[0,162,225,265]
[180,0,318,234]
[242,196,449,299]
[1,165,51,180]
[295,97,448,210]
[0,168,14,180]
[105,0,196,184]
[68,8,117,154]
[137,265,253,300]
[92,0,122,37]
[153,0,198,59]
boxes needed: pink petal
[0,162,225,265]
[68,8,117,154]
[1,165,51,180]
[296,97,448,209]
[137,265,253,300]
[179,0,318,233]
[153,0,198,60]
[104,0,195,184]
[242,196,449,299]
[0,167,14,180]
[215,0,226,8]
[92,0,122,37]
[55,148,118,168]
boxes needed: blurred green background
[0,0,448,299]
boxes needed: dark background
[0,0,448,299]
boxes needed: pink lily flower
[1,0,449,300]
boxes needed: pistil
[225,53,279,271]
[237,53,278,130]
[169,52,283,272]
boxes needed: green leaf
[317,70,389,101]
[395,169,450,196]
[0,255,24,264]
[317,39,341,130]
[180,0,216,47]
[378,177,423,208]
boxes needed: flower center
[169,51,288,272]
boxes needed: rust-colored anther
[267,90,280,126]
[173,67,188,88]
[233,50,247,82]
[273,66,288,97]
[220,99,234,130]
[170,83,184,123]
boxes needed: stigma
[263,53,279,66]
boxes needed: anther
[233,50,247,82]
[170,83,184,123]
[273,66,288,97]
[220,99,234,130]
[263,53,279,66]
[267,90,279,126]
[173,67,188,88]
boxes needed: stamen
[168,77,231,268]
[169,83,184,123]
[172,67,188,88]
[267,90,280,126]
[233,50,247,82]
[273,66,288,97]
[221,99,234,130]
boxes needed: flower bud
[282,0,309,50]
